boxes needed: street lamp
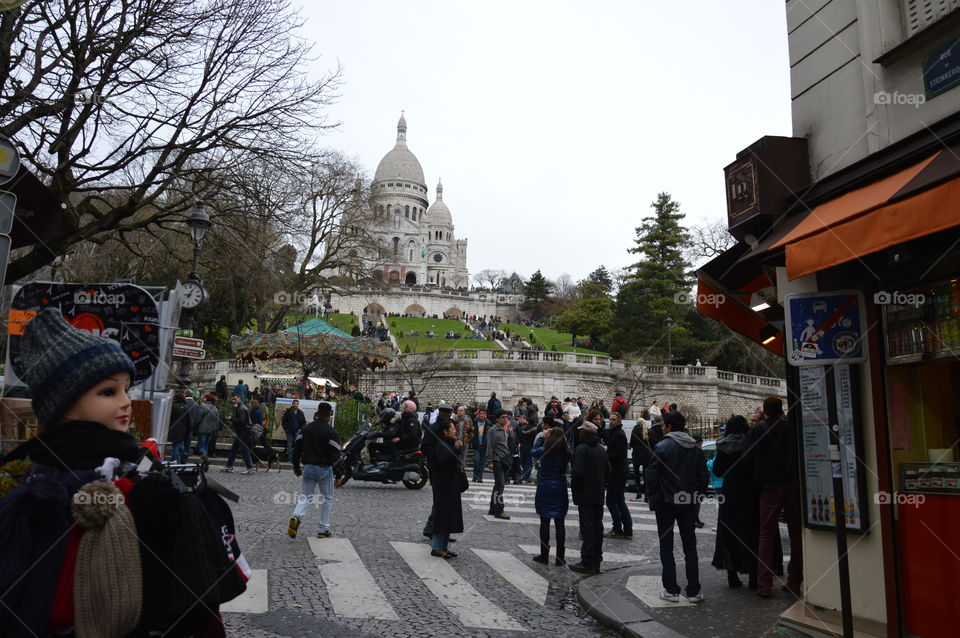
[665,315,674,365]
[177,200,212,386]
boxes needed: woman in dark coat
[711,414,760,589]
[430,420,464,558]
[530,427,571,565]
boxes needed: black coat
[710,435,759,574]
[1,420,141,470]
[744,414,797,489]
[646,432,708,509]
[606,426,629,483]
[629,424,653,467]
[430,436,464,534]
[571,433,610,506]
[168,398,193,443]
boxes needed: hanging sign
[785,291,868,366]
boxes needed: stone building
[362,114,469,289]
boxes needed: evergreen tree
[522,270,553,321]
[607,193,692,359]
[585,265,614,294]
[554,269,614,349]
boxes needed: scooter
[334,421,428,489]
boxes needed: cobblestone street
[215,466,738,637]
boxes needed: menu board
[799,364,870,534]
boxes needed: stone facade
[327,287,522,323]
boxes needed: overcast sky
[295,0,792,284]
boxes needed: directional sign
[172,345,205,359]
[174,335,204,349]
[785,291,867,366]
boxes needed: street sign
[174,335,204,349]
[0,135,19,184]
[172,345,205,359]
[785,290,868,366]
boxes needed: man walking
[604,412,633,539]
[745,396,803,598]
[486,410,513,520]
[486,391,501,416]
[281,400,307,462]
[223,394,255,474]
[288,402,341,539]
[472,408,491,482]
[569,420,609,574]
[646,410,708,603]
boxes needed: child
[1,308,247,637]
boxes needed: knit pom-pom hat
[20,308,136,427]
[71,481,142,638]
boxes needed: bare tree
[391,350,453,399]
[614,358,651,417]
[687,219,737,266]
[473,269,507,290]
[0,0,342,282]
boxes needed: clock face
[433,252,443,263]
[180,281,205,309]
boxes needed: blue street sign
[784,291,868,366]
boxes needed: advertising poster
[274,398,337,432]
[785,291,867,366]
[799,364,869,533]
[6,282,161,389]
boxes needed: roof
[427,179,452,225]
[374,114,425,184]
[283,318,352,338]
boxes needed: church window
[386,204,392,213]
[411,209,417,221]
[392,237,399,255]
[404,205,409,218]
[388,183,394,187]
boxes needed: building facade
[699,3,960,637]
[364,114,469,289]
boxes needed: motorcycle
[334,420,428,489]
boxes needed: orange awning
[771,151,960,279]
[695,279,784,356]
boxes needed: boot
[555,544,566,566]
[727,570,742,588]
[533,546,549,564]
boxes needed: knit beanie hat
[20,308,137,426]
[71,480,142,638]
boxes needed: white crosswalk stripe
[392,541,526,631]
[518,544,653,563]
[472,548,549,605]
[467,502,656,520]
[482,514,664,532]
[309,537,399,620]
[221,569,269,614]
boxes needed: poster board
[799,364,870,533]
[274,398,337,434]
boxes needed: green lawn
[389,317,500,353]
[324,313,360,334]
[493,322,607,355]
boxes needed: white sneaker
[684,593,705,604]
[659,590,680,603]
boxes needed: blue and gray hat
[20,308,136,426]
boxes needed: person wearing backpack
[612,392,629,418]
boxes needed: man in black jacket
[288,402,340,539]
[745,396,802,598]
[646,410,708,604]
[281,400,307,462]
[604,412,632,539]
[570,421,610,574]
[222,394,254,474]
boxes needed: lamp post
[177,201,212,386]
[665,315,674,365]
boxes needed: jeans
[169,441,187,464]
[758,485,803,590]
[431,533,449,551]
[286,433,297,459]
[473,446,486,480]
[606,480,633,534]
[488,460,508,514]
[520,448,533,481]
[577,504,604,567]
[196,433,215,456]
[654,504,700,596]
[293,464,334,533]
[225,436,254,469]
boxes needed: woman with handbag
[429,420,465,559]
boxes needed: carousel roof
[283,318,352,338]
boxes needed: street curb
[576,566,688,638]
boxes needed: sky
[294,0,792,284]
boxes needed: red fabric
[46,525,84,633]
[140,439,160,461]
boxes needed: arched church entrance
[363,303,387,322]
[404,303,426,317]
[445,306,464,319]
[387,270,400,285]
[405,272,417,286]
